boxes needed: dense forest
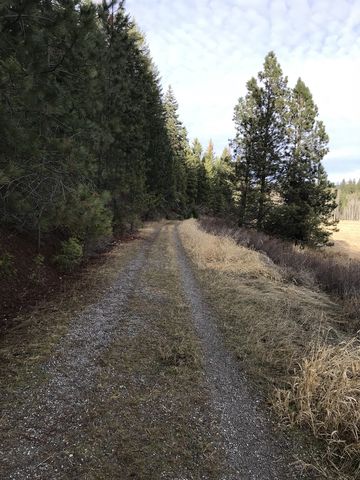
[334,179,360,220]
[0,0,338,274]
[0,1,233,268]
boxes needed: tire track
[0,226,162,480]
[174,224,305,480]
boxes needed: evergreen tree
[232,54,336,245]
[95,6,160,230]
[0,0,112,248]
[190,139,208,207]
[203,140,215,178]
[185,139,202,215]
[232,52,288,227]
[1,4,337,258]
[211,148,235,215]
[232,96,257,225]
[267,78,336,244]
[197,139,215,208]
[0,1,193,253]
[163,86,189,214]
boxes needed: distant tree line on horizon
[334,180,360,221]
[0,1,338,270]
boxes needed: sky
[125,0,360,183]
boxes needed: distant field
[330,220,360,259]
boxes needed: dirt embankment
[0,228,139,328]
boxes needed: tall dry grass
[200,217,360,332]
[179,219,360,477]
[275,339,360,476]
[180,219,279,279]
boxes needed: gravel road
[0,222,313,479]
[0,227,161,479]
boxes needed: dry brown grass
[200,216,360,333]
[330,221,360,260]
[181,218,279,279]
[179,219,360,478]
[275,339,360,475]
[179,220,338,381]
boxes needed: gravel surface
[0,222,315,479]
[0,227,161,479]
[174,226,307,480]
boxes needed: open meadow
[330,221,360,259]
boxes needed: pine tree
[189,139,207,208]
[203,140,215,177]
[232,94,257,225]
[185,139,201,215]
[163,86,189,214]
[0,0,113,247]
[232,52,288,227]
[268,78,336,244]
[0,1,191,250]
[232,54,336,245]
[211,148,235,215]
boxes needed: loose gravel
[0,227,161,479]
[0,222,316,479]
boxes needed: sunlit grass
[179,219,359,478]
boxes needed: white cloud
[125,0,360,179]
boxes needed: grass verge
[179,219,359,478]
[199,217,360,333]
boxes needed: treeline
[334,180,360,221]
[1,0,170,252]
[0,0,337,263]
[0,0,229,265]
[231,52,336,246]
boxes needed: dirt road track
[174,226,304,480]
[0,222,311,479]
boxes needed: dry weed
[180,218,279,280]
[199,217,360,327]
[179,219,359,477]
[179,219,337,381]
[275,339,360,474]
